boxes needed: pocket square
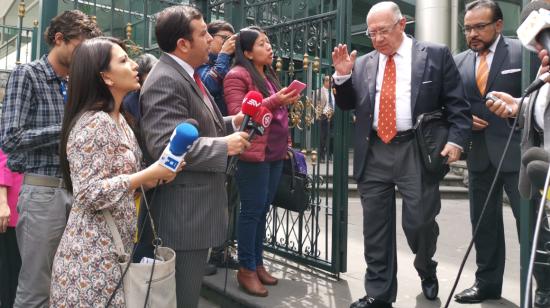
[422,80,433,84]
[501,68,521,75]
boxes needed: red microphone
[248,106,273,139]
[239,91,263,132]
[227,91,264,176]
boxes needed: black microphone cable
[443,94,527,308]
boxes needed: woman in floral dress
[50,37,180,307]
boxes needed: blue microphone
[159,119,199,172]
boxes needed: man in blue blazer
[332,2,471,307]
[453,0,523,304]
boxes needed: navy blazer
[454,36,522,173]
[335,37,472,182]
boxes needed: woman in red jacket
[224,26,299,297]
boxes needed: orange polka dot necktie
[377,55,397,144]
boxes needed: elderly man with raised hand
[332,2,472,307]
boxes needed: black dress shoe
[350,296,392,308]
[535,288,550,308]
[454,282,501,303]
[421,275,439,300]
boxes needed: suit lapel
[365,52,378,113]
[486,37,508,93]
[411,39,427,113]
[160,54,224,130]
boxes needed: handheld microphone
[239,91,264,132]
[517,1,550,53]
[159,119,200,172]
[522,147,550,190]
[247,106,273,139]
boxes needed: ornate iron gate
[57,0,351,276]
[207,0,351,275]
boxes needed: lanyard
[59,79,68,103]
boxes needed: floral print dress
[50,111,141,308]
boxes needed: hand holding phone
[285,80,307,94]
[486,92,512,114]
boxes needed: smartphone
[486,92,512,114]
[286,80,307,94]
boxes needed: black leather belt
[371,129,415,144]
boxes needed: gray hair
[366,1,403,24]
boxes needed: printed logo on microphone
[245,98,261,108]
[261,113,272,127]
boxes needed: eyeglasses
[462,21,497,34]
[213,34,231,42]
[366,20,400,39]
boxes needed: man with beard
[453,0,523,303]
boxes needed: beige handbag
[103,209,177,308]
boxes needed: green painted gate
[52,0,352,276]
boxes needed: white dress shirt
[322,87,335,114]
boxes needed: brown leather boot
[256,265,278,285]
[237,267,268,297]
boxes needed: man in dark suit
[138,5,250,307]
[332,2,471,307]
[453,0,523,303]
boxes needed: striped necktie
[476,50,489,95]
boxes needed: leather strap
[103,210,126,257]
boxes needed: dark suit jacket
[454,36,522,173]
[335,38,472,182]
[139,53,233,250]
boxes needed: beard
[469,35,497,53]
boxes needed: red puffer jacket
[224,65,284,162]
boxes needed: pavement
[199,196,523,308]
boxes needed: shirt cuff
[231,116,239,131]
[332,72,352,85]
[447,142,463,152]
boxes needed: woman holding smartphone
[224,26,299,297]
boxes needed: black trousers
[468,166,521,293]
[0,227,21,308]
[357,136,440,303]
[319,116,333,161]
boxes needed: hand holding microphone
[159,119,200,172]
[226,91,274,175]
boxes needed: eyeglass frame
[462,20,499,34]
[366,19,401,39]
[213,33,231,43]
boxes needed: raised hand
[332,44,357,76]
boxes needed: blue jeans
[236,160,283,271]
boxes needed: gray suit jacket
[518,86,550,199]
[335,38,472,182]
[139,53,233,250]
[454,36,522,173]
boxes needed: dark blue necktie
[59,79,68,103]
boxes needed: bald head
[366,1,403,24]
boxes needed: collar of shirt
[167,53,195,79]
[379,33,413,63]
[475,34,500,71]
[40,55,66,83]
[374,33,413,131]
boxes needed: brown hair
[155,5,203,53]
[44,10,102,46]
